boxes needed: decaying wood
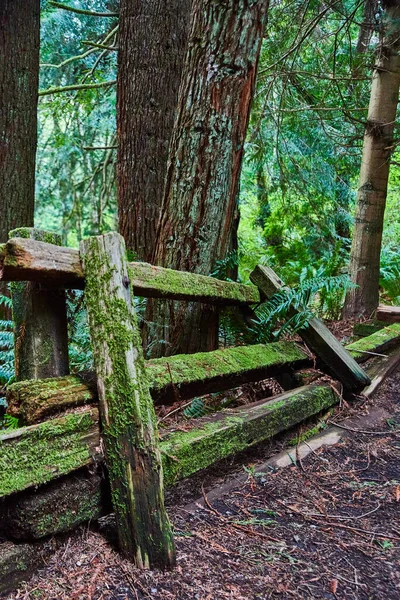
[0,237,259,305]
[0,407,101,498]
[362,347,400,398]
[347,323,400,361]
[250,265,371,392]
[7,341,309,424]
[0,383,339,512]
[10,228,69,381]
[80,232,175,569]
[376,305,400,323]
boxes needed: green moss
[0,411,97,497]
[8,228,61,246]
[148,341,307,391]
[346,324,400,359]
[160,385,338,485]
[128,262,260,305]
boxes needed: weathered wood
[0,540,52,595]
[0,237,260,305]
[0,470,104,540]
[10,228,69,381]
[347,323,400,361]
[362,347,400,398]
[250,265,371,392]
[353,321,386,337]
[80,232,175,569]
[161,384,340,485]
[7,341,310,424]
[0,383,340,503]
[376,305,400,323]
[0,407,100,498]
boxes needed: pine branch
[49,2,118,18]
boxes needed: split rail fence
[1,228,398,584]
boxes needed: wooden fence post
[9,228,69,382]
[250,265,371,392]
[80,232,175,569]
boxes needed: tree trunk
[0,0,39,314]
[146,0,269,357]
[117,0,192,262]
[344,1,400,318]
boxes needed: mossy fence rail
[0,228,390,584]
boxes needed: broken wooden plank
[160,384,340,485]
[0,237,260,305]
[376,305,400,323]
[346,323,400,361]
[250,265,371,392]
[7,341,310,424]
[80,232,175,569]
[362,347,400,398]
[0,407,100,497]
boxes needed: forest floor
[2,365,399,600]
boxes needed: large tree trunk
[0,0,39,317]
[0,0,39,242]
[146,0,269,358]
[117,0,192,262]
[344,1,400,318]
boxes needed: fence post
[80,232,175,569]
[9,228,69,381]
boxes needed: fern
[0,291,14,386]
[380,248,400,304]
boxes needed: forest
[0,0,400,598]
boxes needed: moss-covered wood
[0,407,100,498]
[9,228,69,381]
[80,232,175,569]
[346,323,400,361]
[7,374,97,424]
[0,236,259,305]
[7,342,309,423]
[0,469,104,540]
[376,305,400,323]
[251,265,371,392]
[0,541,51,595]
[161,384,339,485]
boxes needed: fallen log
[0,540,56,595]
[0,236,260,305]
[376,305,400,323]
[7,341,309,424]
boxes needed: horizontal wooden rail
[0,384,339,499]
[347,323,400,361]
[7,341,309,424]
[376,305,400,323]
[0,237,260,305]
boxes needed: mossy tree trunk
[344,1,400,318]
[10,228,69,381]
[145,0,269,358]
[117,0,192,261]
[0,0,39,314]
[80,232,175,569]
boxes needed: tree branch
[49,2,118,17]
[39,80,116,97]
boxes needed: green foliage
[66,291,93,372]
[379,247,400,304]
[0,293,14,386]
[183,398,208,419]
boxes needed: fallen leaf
[395,486,400,502]
[330,579,338,594]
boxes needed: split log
[9,228,69,380]
[161,383,340,485]
[0,469,105,540]
[0,407,101,497]
[7,341,309,424]
[376,305,400,323]
[347,323,400,361]
[80,232,175,569]
[0,236,260,305]
[250,265,371,392]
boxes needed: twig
[309,503,381,521]
[39,80,116,97]
[328,420,399,435]
[352,349,388,357]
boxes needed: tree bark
[344,1,400,318]
[146,0,269,357]
[0,0,39,314]
[117,0,192,261]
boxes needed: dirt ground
[2,368,400,600]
